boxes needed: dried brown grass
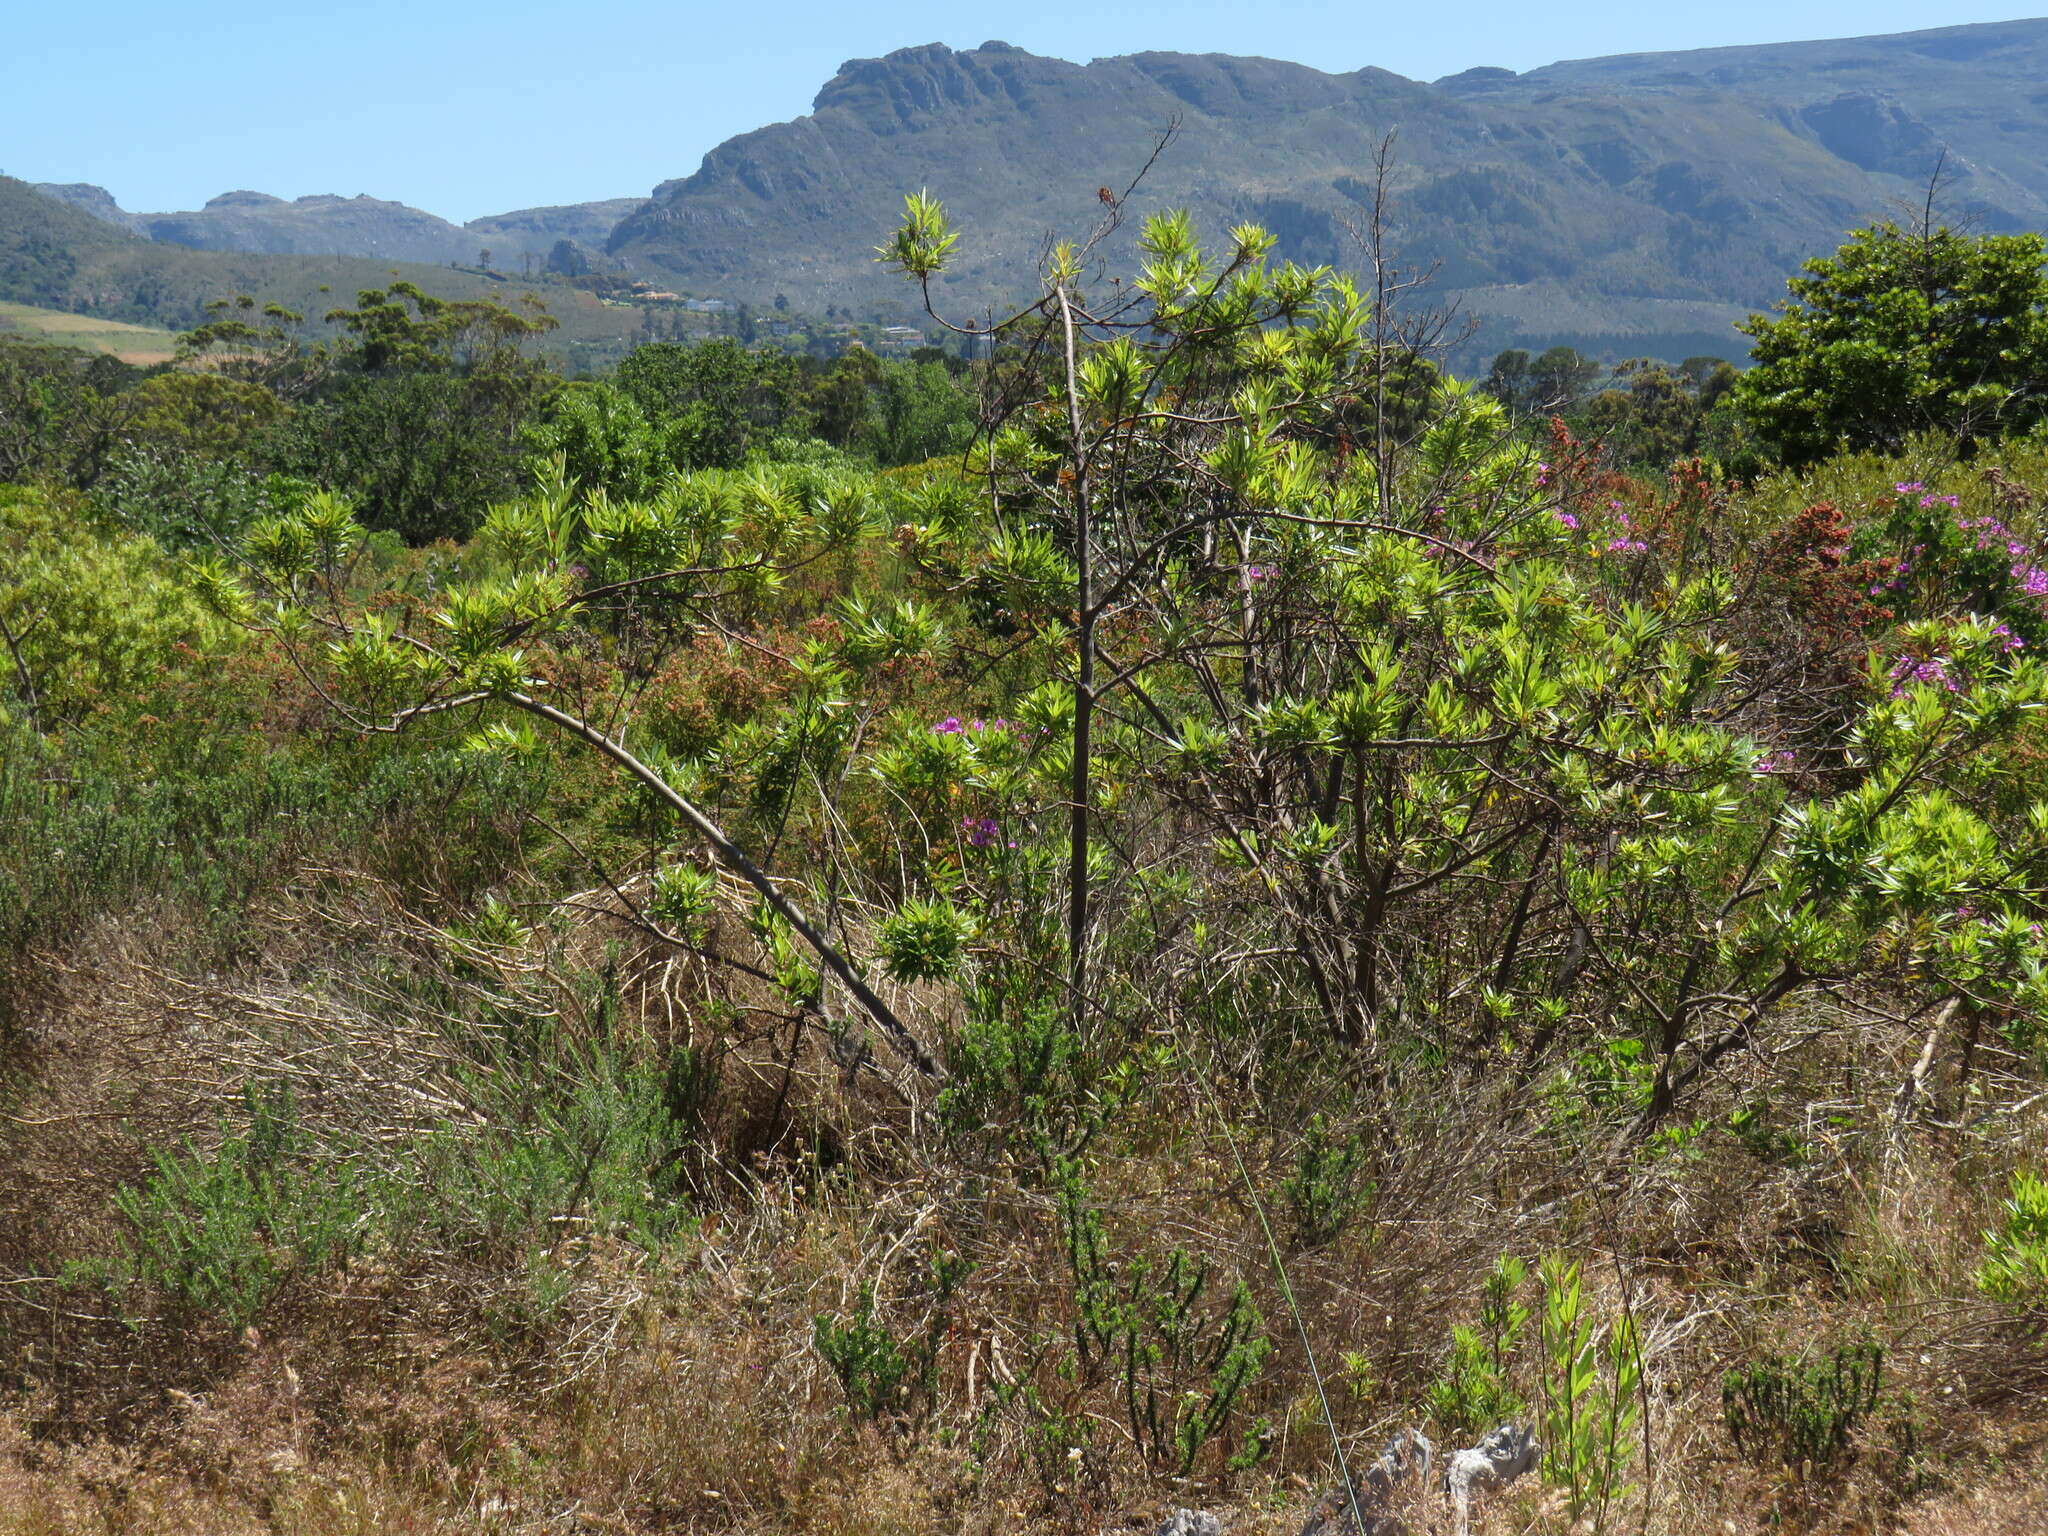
[5,879,2048,1533]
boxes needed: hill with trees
[34,181,642,275]
[0,177,653,364]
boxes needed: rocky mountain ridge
[25,18,2048,361]
[31,182,642,275]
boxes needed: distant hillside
[136,189,495,266]
[34,183,643,276]
[26,18,2048,365]
[605,20,2048,363]
[0,299,180,363]
[29,183,144,235]
[0,178,646,366]
[469,198,647,270]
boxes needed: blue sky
[4,2,2039,222]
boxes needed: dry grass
[3,878,2047,1534]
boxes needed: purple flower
[1245,564,1274,582]
[962,816,1000,848]
[1896,481,1926,495]
[1555,511,1579,530]
[1888,653,1962,698]
[933,716,965,734]
[1753,750,1798,775]
[1606,538,1648,555]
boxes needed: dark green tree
[1529,346,1600,412]
[263,283,561,541]
[1481,347,1533,414]
[810,348,881,450]
[615,338,806,469]
[1733,218,2048,464]
[868,359,975,466]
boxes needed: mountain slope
[468,198,647,262]
[1480,19,2048,231]
[30,183,644,273]
[0,178,645,364]
[135,190,493,266]
[607,22,2048,360]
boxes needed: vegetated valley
[5,24,2048,1536]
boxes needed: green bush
[1427,1254,1530,1434]
[104,1084,381,1325]
[1976,1170,2048,1306]
[878,896,975,983]
[1723,1340,1885,1473]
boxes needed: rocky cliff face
[30,183,143,234]
[604,20,2048,360]
[135,192,492,265]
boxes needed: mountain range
[0,175,651,367]
[17,17,2048,364]
[29,183,637,274]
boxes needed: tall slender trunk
[1057,285,1094,1034]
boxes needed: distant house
[879,325,926,349]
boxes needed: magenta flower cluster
[1753,750,1798,774]
[1888,654,1960,698]
[960,815,1012,849]
[1955,514,2048,598]
[1604,508,1647,555]
[933,716,1020,735]
[1868,544,1923,597]
[1892,484,1962,510]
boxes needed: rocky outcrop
[602,20,2048,361]
[30,183,141,233]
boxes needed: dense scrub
[1,205,2046,1536]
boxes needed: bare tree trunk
[1057,284,1095,1034]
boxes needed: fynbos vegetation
[1,154,2047,1536]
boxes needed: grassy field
[0,299,182,363]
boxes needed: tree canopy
[1734,218,2048,463]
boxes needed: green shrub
[1060,1166,1272,1475]
[1427,1254,1530,1434]
[1722,1340,1885,1473]
[104,1083,380,1325]
[1975,1170,2048,1306]
[421,1039,695,1265]
[1538,1253,1642,1523]
[814,1251,969,1428]
[1282,1113,1375,1248]
[878,896,975,983]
